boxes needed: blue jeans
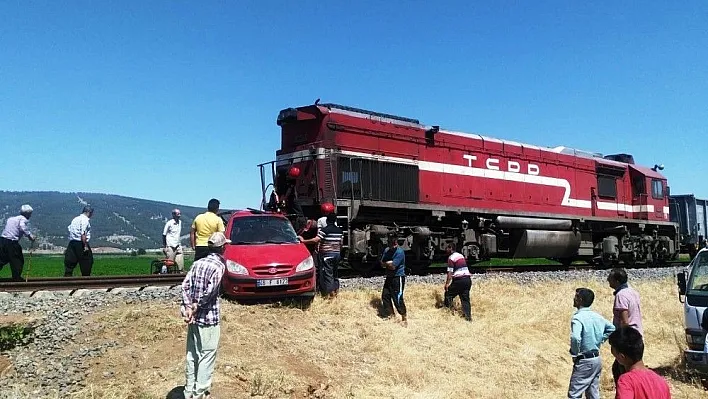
[319,252,340,295]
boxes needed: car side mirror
[665,185,670,198]
[677,271,687,303]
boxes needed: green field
[0,254,195,279]
[3,254,555,279]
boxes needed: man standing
[380,233,407,326]
[607,268,644,384]
[0,205,36,281]
[443,243,472,321]
[567,288,616,399]
[299,213,343,298]
[163,209,184,272]
[191,199,225,262]
[181,231,228,399]
[64,206,94,277]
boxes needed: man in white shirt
[163,209,184,272]
[443,244,472,321]
[0,205,36,281]
[64,206,94,277]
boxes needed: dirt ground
[67,276,706,399]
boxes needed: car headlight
[295,256,314,272]
[226,260,248,275]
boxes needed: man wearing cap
[0,205,36,281]
[191,199,225,262]
[181,231,229,399]
[64,206,94,277]
[163,209,184,272]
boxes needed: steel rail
[0,274,186,292]
[340,260,691,278]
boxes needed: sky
[1,1,706,209]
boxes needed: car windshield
[688,251,708,294]
[229,216,299,244]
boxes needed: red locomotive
[259,101,679,273]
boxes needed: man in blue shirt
[567,287,616,399]
[380,233,407,326]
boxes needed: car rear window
[229,216,299,244]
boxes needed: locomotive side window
[597,175,617,199]
[652,179,664,199]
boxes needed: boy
[608,326,672,398]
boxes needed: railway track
[0,274,186,293]
[0,260,689,293]
[340,259,691,278]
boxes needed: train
[257,101,679,274]
[669,194,708,259]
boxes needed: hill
[0,191,211,251]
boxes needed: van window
[688,252,708,294]
[651,179,664,199]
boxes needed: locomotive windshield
[688,251,708,294]
[229,216,299,245]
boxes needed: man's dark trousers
[0,237,25,281]
[444,276,472,321]
[381,275,407,317]
[64,240,93,276]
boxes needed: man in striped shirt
[0,205,36,281]
[299,213,343,298]
[181,231,229,399]
[443,244,472,321]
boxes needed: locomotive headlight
[226,260,248,275]
[296,256,314,272]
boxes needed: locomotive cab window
[597,175,617,199]
[631,176,645,197]
[652,179,664,199]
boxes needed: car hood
[223,243,310,268]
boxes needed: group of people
[0,197,227,282]
[0,204,96,280]
[0,201,678,398]
[566,268,671,398]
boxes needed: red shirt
[616,368,671,399]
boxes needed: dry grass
[54,276,708,398]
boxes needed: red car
[220,209,316,302]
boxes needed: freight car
[669,194,708,258]
[258,101,679,273]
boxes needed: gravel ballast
[0,266,684,398]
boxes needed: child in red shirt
[608,326,672,399]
